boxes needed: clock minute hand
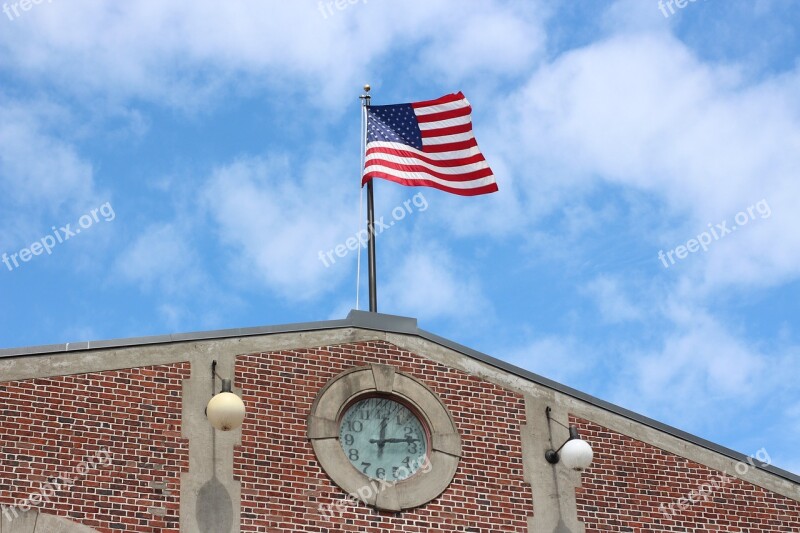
[371,437,421,445]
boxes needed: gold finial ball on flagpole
[364,84,371,93]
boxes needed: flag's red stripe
[366,146,486,167]
[421,138,478,153]
[420,123,474,138]
[415,105,472,123]
[363,172,498,196]
[365,159,494,182]
[410,92,465,110]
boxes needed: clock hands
[369,419,420,457]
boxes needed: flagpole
[360,84,378,312]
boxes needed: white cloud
[115,223,201,293]
[381,243,490,322]
[113,217,249,332]
[584,275,643,323]
[504,335,589,385]
[203,154,356,300]
[612,305,767,425]
[493,32,800,292]
[420,5,545,82]
[0,98,96,244]
[0,1,547,109]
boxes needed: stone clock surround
[307,364,462,511]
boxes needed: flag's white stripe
[366,141,483,161]
[417,115,472,131]
[363,165,495,189]
[364,153,490,175]
[422,131,474,145]
[413,99,470,116]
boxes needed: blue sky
[1,0,799,473]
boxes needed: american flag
[362,92,498,196]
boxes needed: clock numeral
[404,426,413,436]
[348,449,359,461]
[392,466,400,479]
[345,420,363,433]
[359,410,370,420]
[375,468,386,479]
[408,441,418,454]
[342,433,354,446]
[360,462,371,474]
[402,456,411,469]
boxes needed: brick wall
[234,340,531,532]
[0,363,190,532]
[572,416,800,532]
[3,345,797,533]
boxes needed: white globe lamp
[545,426,594,472]
[206,376,246,432]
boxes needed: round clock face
[339,396,428,481]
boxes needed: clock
[308,364,462,511]
[339,396,428,481]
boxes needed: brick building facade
[1,310,798,532]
